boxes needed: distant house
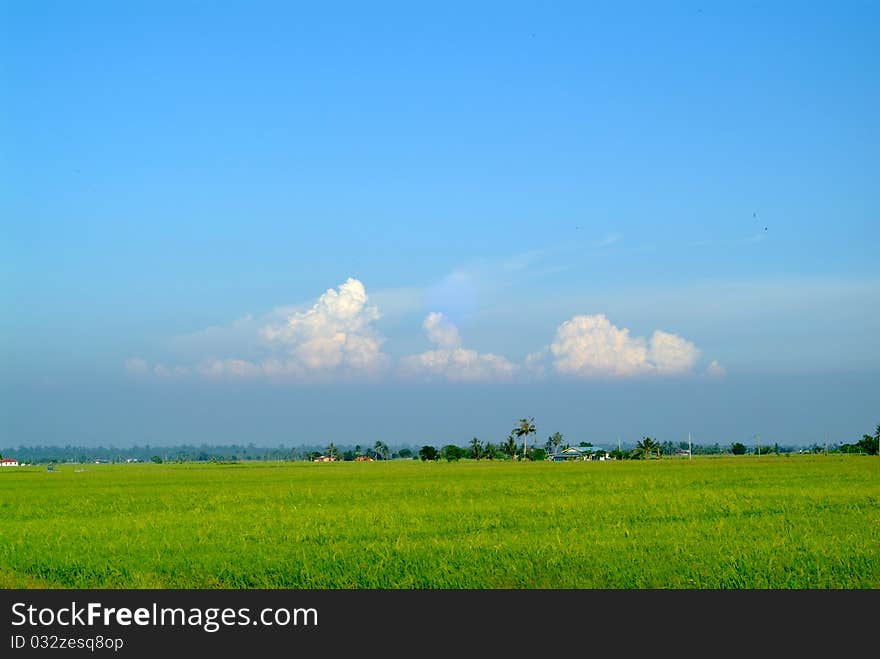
[354,456,374,462]
[549,446,610,462]
[312,455,337,462]
[1,458,20,467]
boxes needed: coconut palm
[550,431,563,455]
[483,441,496,460]
[374,440,389,460]
[502,434,518,460]
[469,437,483,460]
[633,437,661,459]
[513,417,536,461]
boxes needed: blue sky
[2,1,878,449]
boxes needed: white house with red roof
[1,457,20,467]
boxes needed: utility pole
[688,432,692,460]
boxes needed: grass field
[0,455,877,588]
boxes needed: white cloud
[259,277,386,376]
[648,330,700,374]
[399,312,517,382]
[550,314,650,377]
[124,278,727,384]
[128,278,388,382]
[422,311,461,349]
[549,314,701,377]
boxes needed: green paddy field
[1,455,877,588]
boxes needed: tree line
[416,420,880,461]
[2,423,876,465]
[0,442,415,465]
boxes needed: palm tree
[513,417,536,461]
[550,431,563,455]
[469,437,483,460]
[633,437,661,459]
[483,441,496,460]
[374,440,389,460]
[326,442,339,460]
[502,434,518,460]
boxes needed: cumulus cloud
[399,312,517,382]
[549,314,701,377]
[258,277,386,376]
[124,279,721,384]
[647,330,700,374]
[127,279,388,382]
[422,311,461,349]
[550,315,650,376]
